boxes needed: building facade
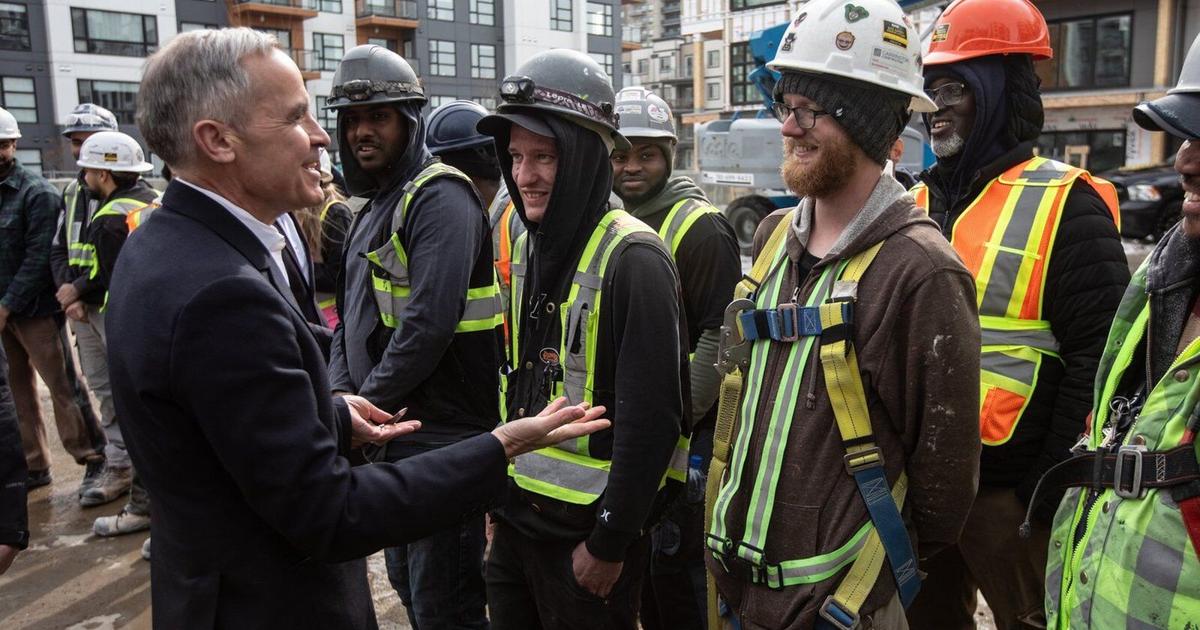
[3,0,624,174]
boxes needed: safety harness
[704,211,918,630]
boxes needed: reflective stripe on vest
[657,198,720,258]
[1046,261,1200,630]
[64,180,97,273]
[508,209,688,504]
[125,198,162,233]
[912,157,1120,445]
[364,162,504,333]
[89,197,153,280]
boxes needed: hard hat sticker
[932,24,950,43]
[844,4,869,23]
[870,47,909,73]
[646,104,669,123]
[780,32,796,52]
[540,348,560,365]
[835,31,856,51]
[793,12,807,27]
[615,104,643,115]
[882,21,908,49]
[103,152,119,162]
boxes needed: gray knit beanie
[774,71,910,165]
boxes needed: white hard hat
[0,107,21,140]
[318,147,333,182]
[77,131,153,173]
[767,0,936,113]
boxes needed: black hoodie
[491,114,688,562]
[328,101,501,444]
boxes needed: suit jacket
[105,181,508,629]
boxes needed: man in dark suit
[108,28,607,629]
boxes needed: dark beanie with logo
[774,71,910,165]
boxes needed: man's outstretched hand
[492,398,610,459]
[344,395,421,449]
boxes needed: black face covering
[492,114,614,291]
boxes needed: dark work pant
[486,519,652,630]
[383,441,488,630]
[640,502,707,629]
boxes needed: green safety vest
[656,198,721,259]
[89,196,156,282]
[1046,261,1200,629]
[63,179,99,275]
[508,208,689,505]
[364,162,504,333]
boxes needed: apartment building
[3,0,624,174]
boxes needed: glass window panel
[587,2,612,37]
[1094,15,1131,87]
[315,33,344,71]
[469,0,495,26]
[1058,20,1095,88]
[4,77,32,92]
[77,79,139,124]
[0,2,30,51]
[551,0,572,31]
[428,0,453,21]
[71,9,158,57]
[471,44,496,80]
[430,40,456,77]
[15,149,40,174]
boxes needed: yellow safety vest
[63,179,98,274]
[508,209,689,505]
[363,162,504,333]
[125,199,160,233]
[911,156,1120,445]
[656,198,721,258]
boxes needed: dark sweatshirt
[87,180,160,293]
[0,341,27,551]
[50,176,106,306]
[492,114,688,562]
[328,102,500,444]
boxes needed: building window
[683,55,693,76]
[427,0,453,21]
[71,8,158,57]
[731,0,786,9]
[15,148,40,174]
[314,33,344,72]
[476,96,497,110]
[637,58,648,75]
[429,40,456,77]
[319,0,342,13]
[550,0,572,31]
[0,2,31,51]
[256,27,290,50]
[730,42,757,106]
[367,37,397,52]
[77,79,138,125]
[469,0,495,26]
[590,52,613,78]
[706,81,720,101]
[706,49,720,69]
[179,22,218,32]
[1036,14,1132,90]
[315,95,336,136]
[587,2,612,37]
[1037,129,1126,173]
[659,55,673,73]
[0,76,36,123]
[429,95,454,109]
[471,44,496,80]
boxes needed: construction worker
[49,103,122,504]
[0,106,108,498]
[704,1,982,627]
[72,131,159,539]
[1037,31,1200,630]
[607,85,740,630]
[427,99,504,209]
[476,49,688,630]
[906,2,1129,628]
[325,45,503,629]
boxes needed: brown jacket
[707,175,981,629]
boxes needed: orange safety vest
[125,200,160,233]
[912,156,1120,445]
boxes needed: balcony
[231,0,319,19]
[622,25,644,51]
[356,0,418,29]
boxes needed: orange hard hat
[924,0,1053,66]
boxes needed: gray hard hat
[62,103,118,136]
[1133,33,1200,139]
[614,86,675,141]
[324,45,425,110]
[478,49,630,151]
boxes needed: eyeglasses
[770,102,833,128]
[924,82,968,109]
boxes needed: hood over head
[337,100,432,198]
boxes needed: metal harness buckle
[716,298,755,374]
[818,595,860,630]
[777,302,799,342]
[843,446,884,476]
[1114,444,1148,499]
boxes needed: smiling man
[704,1,981,627]
[906,2,1129,628]
[324,45,503,630]
[609,86,739,630]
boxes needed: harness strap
[738,302,852,342]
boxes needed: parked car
[1098,159,1183,241]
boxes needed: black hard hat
[325,45,425,110]
[478,49,629,151]
[427,100,492,155]
[1133,33,1200,139]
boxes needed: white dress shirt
[175,178,290,288]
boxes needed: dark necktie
[281,236,323,326]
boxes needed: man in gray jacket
[326,45,503,629]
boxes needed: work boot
[79,459,105,497]
[92,508,151,537]
[141,537,151,561]
[80,465,132,507]
[25,468,51,489]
